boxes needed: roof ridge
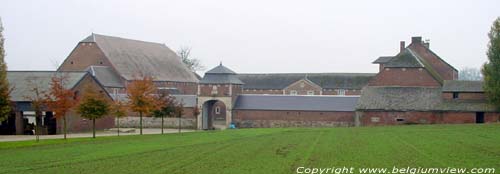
[90,33,165,46]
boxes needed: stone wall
[233,110,354,128]
[117,116,197,129]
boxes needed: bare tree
[178,47,204,72]
[459,67,483,81]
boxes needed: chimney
[400,41,405,52]
[423,39,430,48]
[411,36,422,44]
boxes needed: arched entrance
[201,100,227,130]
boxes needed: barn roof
[81,33,199,83]
[234,94,359,112]
[237,73,375,90]
[384,49,424,68]
[372,56,393,64]
[86,66,124,88]
[442,80,483,92]
[7,71,88,102]
[356,86,496,112]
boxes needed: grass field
[0,124,499,174]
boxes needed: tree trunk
[161,116,164,134]
[139,112,143,135]
[117,117,120,136]
[92,118,96,138]
[178,114,181,134]
[63,115,67,140]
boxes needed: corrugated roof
[356,86,496,112]
[86,66,124,88]
[237,73,375,90]
[7,71,87,102]
[86,34,199,83]
[373,56,393,64]
[442,80,483,92]
[234,94,359,112]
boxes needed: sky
[1,0,499,74]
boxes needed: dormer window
[452,92,459,99]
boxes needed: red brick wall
[360,111,499,126]
[242,89,284,95]
[409,43,458,80]
[58,42,113,71]
[233,110,354,127]
[442,92,486,100]
[153,81,197,95]
[368,67,441,87]
[199,84,232,97]
[322,89,361,95]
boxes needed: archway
[201,100,227,130]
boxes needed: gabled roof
[81,33,198,83]
[372,56,393,64]
[234,95,359,112]
[86,66,124,88]
[199,64,244,84]
[7,71,88,102]
[442,80,483,92]
[384,49,424,68]
[237,73,375,90]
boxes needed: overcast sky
[1,0,499,74]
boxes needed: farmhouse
[1,34,498,134]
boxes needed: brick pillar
[15,111,24,135]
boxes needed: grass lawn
[0,124,499,174]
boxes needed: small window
[396,118,405,122]
[99,61,103,64]
[452,92,459,99]
[371,117,380,123]
[300,82,305,88]
[337,89,346,96]
[70,61,74,64]
[215,106,220,114]
[290,90,298,95]
[307,91,314,95]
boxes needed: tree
[178,47,204,72]
[152,91,176,134]
[459,67,483,81]
[0,18,11,122]
[45,74,77,139]
[77,86,110,138]
[126,75,157,135]
[483,17,500,109]
[175,102,184,133]
[24,78,46,142]
[192,106,200,130]
[111,100,128,136]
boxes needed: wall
[154,81,198,95]
[408,43,458,80]
[359,111,500,126]
[233,110,354,128]
[58,42,112,71]
[117,117,196,129]
[368,67,441,87]
[442,92,486,100]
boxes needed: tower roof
[205,63,237,74]
[200,63,243,84]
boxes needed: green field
[0,124,499,174]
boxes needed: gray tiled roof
[356,86,496,112]
[237,73,375,90]
[7,71,87,102]
[200,64,244,84]
[442,80,483,92]
[83,34,199,83]
[373,56,393,64]
[86,66,124,88]
[234,94,359,112]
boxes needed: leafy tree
[24,78,46,142]
[126,76,157,135]
[483,17,500,109]
[0,18,11,122]
[45,74,77,139]
[178,47,204,72]
[77,86,110,138]
[152,91,176,134]
[111,100,128,136]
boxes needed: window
[211,85,218,95]
[307,91,314,95]
[290,90,298,95]
[70,61,74,64]
[337,89,346,96]
[371,117,380,123]
[396,118,405,122]
[452,92,459,99]
[300,82,305,88]
[215,106,220,114]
